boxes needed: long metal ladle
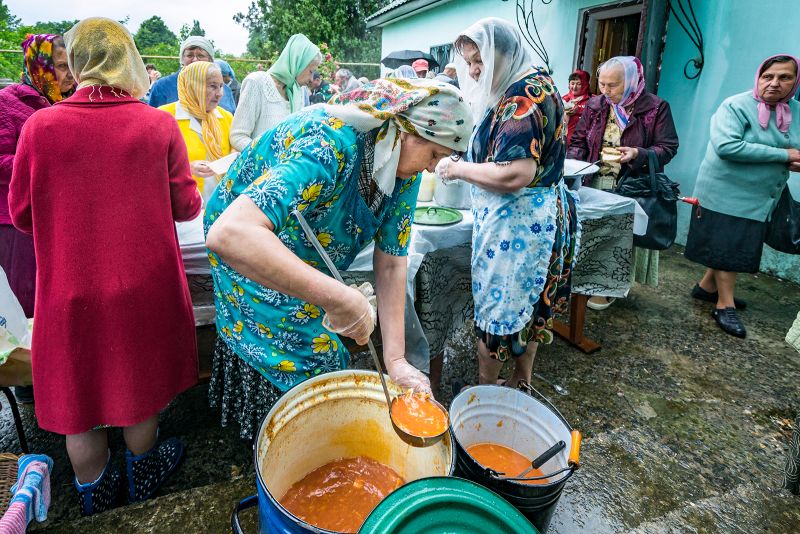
[293,210,393,407]
[293,210,448,447]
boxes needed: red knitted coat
[9,86,202,434]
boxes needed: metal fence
[0,50,380,80]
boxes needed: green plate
[359,476,537,534]
[414,206,464,226]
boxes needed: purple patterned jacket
[566,91,679,182]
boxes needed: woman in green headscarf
[230,34,321,151]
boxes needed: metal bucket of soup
[450,384,580,533]
[231,370,456,534]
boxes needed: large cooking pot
[231,370,456,534]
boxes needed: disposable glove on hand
[434,157,457,183]
[322,282,377,346]
[386,358,432,395]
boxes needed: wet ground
[2,247,799,533]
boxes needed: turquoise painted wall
[380,0,609,91]
[657,0,800,282]
[381,0,800,282]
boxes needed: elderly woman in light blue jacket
[685,55,800,339]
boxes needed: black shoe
[691,284,747,310]
[712,307,747,338]
[13,385,34,404]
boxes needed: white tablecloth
[178,188,646,366]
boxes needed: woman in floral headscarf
[159,60,234,199]
[204,78,473,439]
[9,18,201,516]
[432,18,578,389]
[568,56,679,309]
[0,34,74,403]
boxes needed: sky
[7,0,254,56]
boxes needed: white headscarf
[454,17,537,123]
[180,36,215,63]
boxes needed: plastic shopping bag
[0,266,32,363]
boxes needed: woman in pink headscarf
[685,54,800,339]
[568,56,679,309]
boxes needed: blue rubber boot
[74,454,122,516]
[126,437,184,503]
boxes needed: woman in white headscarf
[435,17,579,387]
[205,79,473,439]
[390,65,418,79]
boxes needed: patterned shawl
[177,61,224,161]
[320,78,473,194]
[601,56,645,132]
[21,34,68,104]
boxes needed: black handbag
[765,186,800,254]
[613,149,681,250]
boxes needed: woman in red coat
[9,18,201,516]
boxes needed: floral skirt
[209,337,283,441]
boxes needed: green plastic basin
[359,476,538,534]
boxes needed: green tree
[26,19,79,35]
[0,0,19,34]
[179,19,206,41]
[0,0,79,80]
[0,0,21,79]
[135,15,178,50]
[235,0,390,75]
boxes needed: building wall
[380,0,800,282]
[379,0,609,91]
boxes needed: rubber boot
[126,437,184,503]
[74,453,122,516]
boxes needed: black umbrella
[381,50,440,70]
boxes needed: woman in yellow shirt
[160,61,234,199]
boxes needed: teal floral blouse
[204,107,420,391]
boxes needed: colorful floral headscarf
[321,78,473,194]
[21,34,68,104]
[599,56,645,131]
[753,54,800,134]
[177,61,225,161]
